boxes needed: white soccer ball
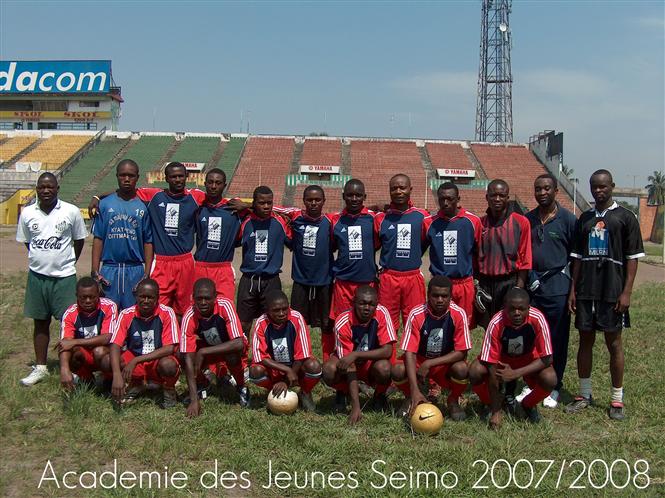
[267,390,299,415]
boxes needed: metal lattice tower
[475,0,513,143]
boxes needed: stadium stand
[58,138,130,204]
[426,142,476,172]
[0,135,39,164]
[20,135,91,170]
[470,143,574,211]
[170,136,219,166]
[349,140,435,211]
[227,136,294,201]
[300,138,342,167]
[215,136,246,181]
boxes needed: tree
[645,170,665,205]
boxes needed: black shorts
[476,273,518,329]
[290,282,332,330]
[236,273,282,323]
[575,299,629,333]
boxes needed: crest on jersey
[254,230,269,261]
[80,324,98,339]
[348,225,363,259]
[207,216,222,250]
[425,327,444,357]
[396,223,411,258]
[202,326,222,345]
[165,203,180,237]
[141,329,156,355]
[443,230,458,265]
[589,220,609,256]
[358,333,370,352]
[507,335,524,356]
[271,337,291,363]
[302,225,319,256]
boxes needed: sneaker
[515,385,533,403]
[448,402,467,422]
[238,386,251,408]
[504,394,518,417]
[161,387,178,409]
[543,390,559,409]
[299,391,316,412]
[182,383,210,406]
[369,392,389,412]
[608,401,625,421]
[334,390,347,412]
[521,403,542,423]
[20,365,49,386]
[565,395,594,414]
[121,383,145,405]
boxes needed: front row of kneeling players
[59,275,554,429]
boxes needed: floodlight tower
[475,0,513,143]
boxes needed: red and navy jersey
[60,298,118,340]
[251,309,312,365]
[194,199,243,263]
[480,307,552,366]
[238,213,291,276]
[288,210,333,286]
[330,208,378,283]
[374,204,429,271]
[424,207,481,278]
[334,305,396,358]
[111,304,179,356]
[477,207,532,277]
[138,187,206,256]
[400,302,471,359]
[180,297,244,353]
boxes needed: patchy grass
[1,272,664,496]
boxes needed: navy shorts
[575,299,629,333]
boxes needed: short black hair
[193,278,216,294]
[253,185,273,200]
[505,287,530,304]
[437,181,459,196]
[488,179,509,192]
[266,289,288,307]
[303,184,325,199]
[164,161,187,177]
[136,278,159,293]
[76,276,99,292]
[205,168,226,183]
[390,173,411,186]
[535,173,557,188]
[37,172,58,185]
[591,169,613,182]
[117,159,139,174]
[354,285,377,300]
[428,275,452,292]
[344,178,365,192]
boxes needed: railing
[286,174,351,187]
[56,127,107,180]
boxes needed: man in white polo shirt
[16,172,88,386]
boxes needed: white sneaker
[20,365,49,386]
[543,390,559,409]
[515,385,533,403]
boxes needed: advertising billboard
[0,60,111,94]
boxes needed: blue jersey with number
[92,193,152,264]
[195,200,242,262]
[238,213,291,276]
[374,205,428,271]
[330,208,378,283]
[289,211,333,286]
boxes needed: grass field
[1,272,664,497]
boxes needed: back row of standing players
[82,160,644,425]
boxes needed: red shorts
[378,269,425,332]
[121,350,180,386]
[197,343,248,377]
[193,261,236,302]
[394,356,455,389]
[71,346,97,379]
[451,276,475,329]
[330,357,393,392]
[151,253,195,315]
[251,363,321,393]
[330,280,376,319]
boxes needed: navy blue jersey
[526,204,577,297]
[139,188,205,256]
[330,208,378,283]
[252,310,312,365]
[238,213,291,276]
[289,210,333,286]
[194,199,243,262]
[92,193,152,264]
[374,205,429,271]
[423,208,481,278]
[111,304,179,356]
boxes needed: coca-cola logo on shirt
[31,237,63,250]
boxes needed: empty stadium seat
[20,135,91,170]
[0,135,39,163]
[170,136,219,165]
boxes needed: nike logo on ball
[418,414,435,421]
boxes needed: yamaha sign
[0,60,111,94]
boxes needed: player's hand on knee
[272,381,288,398]
[54,338,74,353]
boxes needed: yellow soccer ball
[267,390,299,415]
[410,403,444,435]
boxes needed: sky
[1,0,663,192]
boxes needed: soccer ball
[410,403,444,435]
[267,390,299,415]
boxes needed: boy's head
[504,287,530,327]
[266,290,290,326]
[164,162,188,194]
[353,285,378,324]
[253,185,273,219]
[193,278,217,317]
[427,275,452,316]
[303,185,325,218]
[135,279,160,317]
[343,179,366,214]
[204,168,227,200]
[76,277,101,314]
